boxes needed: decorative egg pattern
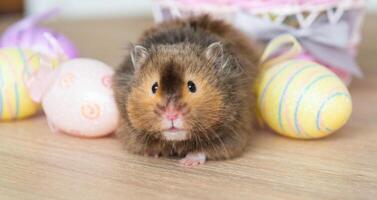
[80,102,101,120]
[101,75,112,88]
[257,59,352,139]
[60,73,76,88]
[0,48,41,120]
[42,58,119,137]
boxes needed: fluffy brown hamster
[113,15,259,167]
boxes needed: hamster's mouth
[166,127,185,132]
[162,127,188,141]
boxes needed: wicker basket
[153,0,366,84]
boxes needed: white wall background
[369,0,377,11]
[25,0,154,18]
[26,0,377,18]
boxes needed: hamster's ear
[131,45,149,69]
[204,42,228,70]
[205,42,223,59]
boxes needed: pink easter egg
[42,58,119,137]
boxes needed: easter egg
[295,52,352,85]
[41,58,119,137]
[0,8,78,59]
[257,59,352,139]
[0,48,41,120]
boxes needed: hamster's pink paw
[179,152,206,167]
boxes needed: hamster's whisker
[191,132,202,151]
[226,124,242,139]
[180,102,188,108]
[191,120,226,157]
[156,104,165,111]
[199,121,230,158]
[153,109,163,116]
[211,130,230,158]
[153,109,160,116]
[181,107,191,116]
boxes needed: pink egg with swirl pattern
[27,58,119,137]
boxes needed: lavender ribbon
[234,11,362,77]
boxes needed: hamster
[113,15,260,167]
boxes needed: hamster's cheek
[182,79,224,129]
[126,86,162,132]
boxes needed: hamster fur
[113,15,259,166]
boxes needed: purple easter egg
[0,8,78,59]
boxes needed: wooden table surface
[0,15,376,200]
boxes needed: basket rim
[155,0,366,15]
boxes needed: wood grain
[0,15,376,200]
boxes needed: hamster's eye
[187,81,196,93]
[151,82,158,94]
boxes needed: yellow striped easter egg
[0,48,41,120]
[257,59,352,139]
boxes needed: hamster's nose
[164,104,180,121]
[165,112,179,121]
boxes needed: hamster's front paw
[179,152,206,167]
